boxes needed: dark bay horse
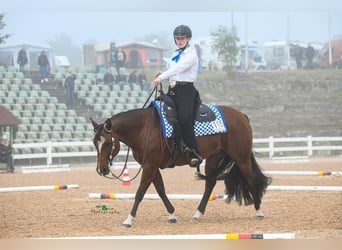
[90,104,271,228]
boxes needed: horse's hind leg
[193,176,217,221]
[234,158,268,219]
[152,169,177,223]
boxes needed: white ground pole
[89,185,342,201]
[42,232,296,239]
[21,164,70,174]
[0,184,79,193]
[264,170,341,176]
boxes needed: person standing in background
[64,71,76,107]
[0,134,14,173]
[17,48,28,73]
[114,48,127,80]
[38,50,49,83]
[305,43,315,69]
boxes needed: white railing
[12,136,342,165]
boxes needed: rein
[102,86,159,181]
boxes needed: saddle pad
[151,100,228,138]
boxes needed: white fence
[12,136,342,166]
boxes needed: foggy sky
[2,0,342,50]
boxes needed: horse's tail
[224,153,272,206]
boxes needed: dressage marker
[46,233,295,239]
[0,184,79,193]
[21,164,71,174]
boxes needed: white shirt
[159,44,198,83]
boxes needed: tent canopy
[0,106,20,126]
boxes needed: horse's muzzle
[97,165,110,176]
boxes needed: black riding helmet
[173,25,192,38]
[173,25,192,46]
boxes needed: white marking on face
[99,136,105,152]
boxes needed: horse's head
[90,117,120,176]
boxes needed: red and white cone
[122,165,131,187]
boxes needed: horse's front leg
[121,168,155,228]
[152,169,176,223]
[192,177,217,221]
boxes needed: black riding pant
[169,82,200,154]
[0,155,14,171]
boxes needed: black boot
[189,149,203,168]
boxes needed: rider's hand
[153,77,161,88]
[155,71,162,77]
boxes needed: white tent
[0,42,55,70]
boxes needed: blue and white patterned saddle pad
[151,100,228,138]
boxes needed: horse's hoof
[167,218,177,224]
[120,223,132,228]
[191,217,200,222]
[194,172,201,180]
[257,215,264,220]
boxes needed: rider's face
[175,36,191,49]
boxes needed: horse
[90,98,271,228]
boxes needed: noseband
[94,122,115,167]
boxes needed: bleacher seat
[63,124,74,132]
[23,78,33,85]
[11,78,22,85]
[1,78,11,85]
[62,131,73,141]
[18,124,29,132]
[39,132,50,142]
[74,124,85,131]
[49,131,61,141]
[18,91,29,99]
[14,132,26,143]
[52,124,64,132]
[25,132,39,142]
[14,72,24,79]
[112,84,121,91]
[3,72,14,78]
[31,118,42,126]
[20,84,31,91]
[21,110,32,117]
[31,84,41,90]
[54,117,66,124]
[41,124,51,132]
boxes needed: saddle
[157,94,215,169]
[158,94,216,125]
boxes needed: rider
[153,24,203,168]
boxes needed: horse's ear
[90,117,98,128]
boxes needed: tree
[211,25,239,72]
[0,13,11,45]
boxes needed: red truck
[320,38,342,69]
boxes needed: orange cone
[122,165,131,187]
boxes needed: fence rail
[12,136,342,166]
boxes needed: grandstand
[0,65,151,154]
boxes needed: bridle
[93,86,165,181]
[94,121,143,181]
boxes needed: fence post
[269,136,274,158]
[46,141,52,165]
[307,135,313,156]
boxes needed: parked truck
[319,38,342,69]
